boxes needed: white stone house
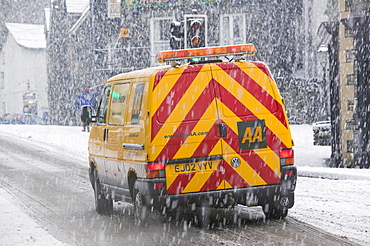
[0,23,48,120]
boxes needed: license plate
[169,160,219,175]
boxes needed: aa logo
[237,120,267,151]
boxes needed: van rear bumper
[135,165,297,210]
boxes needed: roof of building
[66,0,89,14]
[69,4,90,35]
[5,23,46,49]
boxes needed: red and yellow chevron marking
[148,62,292,195]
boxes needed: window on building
[348,100,355,111]
[108,0,121,18]
[150,17,172,66]
[106,42,115,70]
[345,119,357,130]
[344,27,354,37]
[347,140,354,153]
[345,0,353,12]
[346,49,356,63]
[220,14,246,45]
[347,74,356,85]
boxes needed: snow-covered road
[0,124,369,245]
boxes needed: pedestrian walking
[76,88,94,132]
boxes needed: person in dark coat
[76,88,94,132]
[81,105,92,132]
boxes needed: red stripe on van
[216,63,288,128]
[250,61,274,78]
[154,84,216,161]
[222,127,281,184]
[199,165,224,191]
[151,65,204,141]
[200,161,250,191]
[153,69,169,91]
[166,172,196,194]
[191,123,220,157]
[223,162,250,187]
[216,85,288,152]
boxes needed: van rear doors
[149,61,292,195]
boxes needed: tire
[133,188,149,225]
[93,170,113,216]
[262,203,288,220]
[195,200,211,230]
[263,207,288,220]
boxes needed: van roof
[107,65,171,82]
[106,60,272,83]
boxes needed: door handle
[103,128,109,141]
[219,123,227,138]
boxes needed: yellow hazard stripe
[181,159,221,193]
[151,66,211,149]
[235,62,280,101]
[215,68,291,148]
[152,67,185,105]
[219,103,280,177]
[221,140,267,186]
[173,99,219,160]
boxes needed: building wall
[89,0,306,80]
[0,33,48,118]
[337,0,356,166]
[48,0,329,125]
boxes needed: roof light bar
[157,44,257,63]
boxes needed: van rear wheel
[93,170,113,216]
[133,188,149,225]
[262,203,288,220]
[195,200,211,230]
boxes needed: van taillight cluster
[280,149,294,165]
[147,162,165,178]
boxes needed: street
[0,126,361,246]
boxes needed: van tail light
[284,170,295,176]
[280,149,294,165]
[148,162,165,171]
[153,183,164,190]
[147,162,165,178]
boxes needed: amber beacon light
[157,44,257,63]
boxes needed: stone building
[320,0,370,168]
[46,0,332,127]
[47,0,92,125]
[48,0,322,125]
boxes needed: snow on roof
[44,8,51,32]
[5,23,46,49]
[66,0,89,14]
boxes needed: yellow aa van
[88,44,296,223]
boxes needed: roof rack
[157,44,257,64]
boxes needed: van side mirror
[90,114,97,123]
